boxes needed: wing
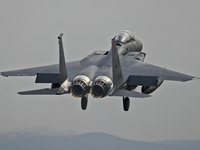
[123,60,198,82]
[1,60,81,82]
[1,64,59,76]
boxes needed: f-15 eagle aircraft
[1,30,199,111]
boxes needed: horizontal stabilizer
[112,89,151,98]
[18,88,60,95]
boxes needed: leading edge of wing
[1,61,81,77]
[1,64,59,77]
[111,89,151,98]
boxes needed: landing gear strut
[81,95,88,110]
[123,97,130,111]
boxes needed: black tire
[123,97,130,111]
[81,96,88,110]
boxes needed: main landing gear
[81,95,88,110]
[81,96,130,111]
[123,97,130,111]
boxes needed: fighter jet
[1,31,198,111]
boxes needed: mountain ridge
[0,131,199,150]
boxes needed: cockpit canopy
[115,30,135,44]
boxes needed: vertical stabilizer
[109,37,124,95]
[57,33,70,94]
[58,33,67,84]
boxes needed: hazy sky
[0,0,200,142]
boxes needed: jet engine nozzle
[91,76,113,98]
[71,75,91,97]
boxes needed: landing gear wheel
[123,97,130,111]
[81,96,88,110]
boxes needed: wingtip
[17,92,23,95]
[192,77,199,80]
[0,72,7,77]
